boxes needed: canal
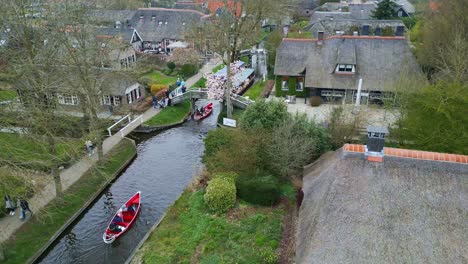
[38,100,219,264]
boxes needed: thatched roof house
[298,145,468,263]
[274,36,420,101]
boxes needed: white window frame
[336,64,355,73]
[113,96,121,106]
[58,94,79,105]
[281,80,288,91]
[296,80,304,91]
[102,95,111,105]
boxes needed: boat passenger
[109,223,122,233]
[113,215,123,223]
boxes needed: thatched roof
[307,19,406,38]
[298,150,468,263]
[274,36,420,92]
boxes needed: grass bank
[0,133,82,171]
[243,81,265,101]
[2,140,137,264]
[217,106,246,125]
[142,70,177,86]
[0,90,16,102]
[133,189,288,264]
[144,101,191,126]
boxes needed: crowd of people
[151,78,188,109]
[4,195,33,221]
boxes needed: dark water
[38,100,219,264]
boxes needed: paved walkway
[0,57,223,244]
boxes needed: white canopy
[167,41,189,49]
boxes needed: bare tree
[188,0,296,117]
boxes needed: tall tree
[188,0,295,117]
[371,0,398,20]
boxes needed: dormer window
[165,21,168,25]
[336,64,355,73]
[158,21,163,25]
[182,22,186,26]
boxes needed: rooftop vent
[317,31,324,45]
[375,27,382,36]
[365,126,389,162]
[140,15,144,19]
[353,31,359,36]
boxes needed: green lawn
[191,77,207,89]
[0,133,82,171]
[134,190,286,264]
[144,101,191,126]
[243,81,266,101]
[0,90,16,101]
[142,70,178,86]
[2,140,137,264]
[211,64,225,74]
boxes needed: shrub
[241,99,289,130]
[203,129,237,161]
[214,172,238,183]
[382,26,395,36]
[236,175,280,206]
[204,178,236,214]
[150,84,168,94]
[167,61,176,70]
[180,64,198,78]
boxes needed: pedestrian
[19,198,32,220]
[4,195,15,216]
[176,78,181,87]
[181,80,185,88]
[181,86,186,93]
[85,140,94,156]
[152,94,158,109]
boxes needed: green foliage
[327,106,362,149]
[0,90,16,101]
[191,77,207,88]
[241,99,289,130]
[382,26,395,36]
[137,190,285,263]
[402,16,417,29]
[144,101,191,126]
[236,175,280,206]
[166,61,176,71]
[204,178,236,214]
[399,81,467,154]
[180,64,198,78]
[0,172,34,217]
[243,81,265,101]
[275,76,307,97]
[203,129,237,160]
[371,0,398,19]
[141,70,177,86]
[265,29,283,68]
[214,172,238,183]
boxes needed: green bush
[204,178,236,214]
[180,64,198,78]
[236,175,280,206]
[214,172,238,183]
[241,99,289,130]
[203,129,237,161]
[167,61,176,71]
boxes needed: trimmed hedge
[204,178,236,214]
[275,76,307,97]
[236,175,281,206]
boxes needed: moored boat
[194,103,213,121]
[103,191,141,244]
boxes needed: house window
[58,94,79,105]
[296,77,304,91]
[102,95,111,105]
[336,64,355,73]
[158,21,163,25]
[282,80,288,91]
[113,96,121,106]
[398,10,403,17]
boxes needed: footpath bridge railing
[171,89,254,109]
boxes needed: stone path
[0,57,223,244]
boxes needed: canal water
[38,100,219,264]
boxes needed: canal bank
[37,100,220,264]
[1,139,137,264]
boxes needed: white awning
[167,41,189,49]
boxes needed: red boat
[194,103,213,121]
[103,191,141,244]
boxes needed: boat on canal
[103,191,141,244]
[194,102,213,121]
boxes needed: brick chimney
[365,126,389,162]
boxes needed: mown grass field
[144,101,191,126]
[243,81,266,101]
[135,190,287,264]
[142,70,178,86]
[2,140,137,264]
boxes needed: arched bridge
[171,89,254,109]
